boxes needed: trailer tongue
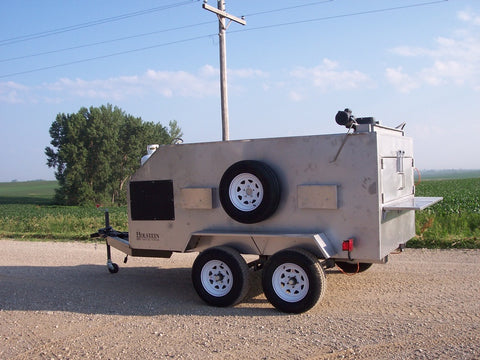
[92,110,442,313]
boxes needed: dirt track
[0,240,479,359]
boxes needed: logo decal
[136,232,160,241]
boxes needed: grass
[0,180,57,205]
[0,181,127,241]
[0,175,479,248]
[409,177,480,248]
[0,203,128,241]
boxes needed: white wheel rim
[201,260,233,297]
[272,263,309,303]
[229,173,264,212]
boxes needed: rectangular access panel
[130,180,175,221]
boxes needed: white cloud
[389,45,428,57]
[0,81,30,103]
[385,67,419,93]
[199,64,217,77]
[0,65,271,104]
[457,10,480,25]
[289,91,303,102]
[289,58,372,94]
[45,76,144,100]
[421,60,474,86]
[144,69,218,98]
[229,68,268,79]
[387,9,480,93]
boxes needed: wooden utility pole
[203,0,246,141]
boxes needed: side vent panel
[130,180,175,221]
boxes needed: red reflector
[342,238,354,252]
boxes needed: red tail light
[342,238,354,252]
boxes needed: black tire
[336,261,373,273]
[262,248,326,313]
[219,160,281,224]
[192,246,250,307]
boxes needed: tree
[45,104,182,205]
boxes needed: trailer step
[383,196,443,211]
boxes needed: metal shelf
[383,196,443,211]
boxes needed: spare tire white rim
[229,173,264,212]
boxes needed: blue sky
[1,0,479,182]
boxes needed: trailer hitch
[91,210,128,274]
[91,210,128,240]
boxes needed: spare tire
[219,160,281,224]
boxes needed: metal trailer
[94,111,442,313]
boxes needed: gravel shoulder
[0,240,479,359]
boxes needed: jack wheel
[107,262,119,274]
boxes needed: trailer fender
[185,231,336,259]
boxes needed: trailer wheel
[219,160,281,224]
[336,261,373,273]
[192,246,250,307]
[262,248,326,313]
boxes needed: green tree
[45,104,182,205]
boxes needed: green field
[0,176,479,248]
[411,177,480,248]
[0,181,57,205]
[0,181,127,240]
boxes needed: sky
[1,0,479,182]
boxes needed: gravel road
[0,240,479,360]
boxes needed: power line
[243,0,334,18]
[0,33,215,79]
[232,0,449,34]
[0,0,448,79]
[0,1,335,62]
[0,21,215,63]
[0,0,198,46]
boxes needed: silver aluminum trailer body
[125,124,437,260]
[101,123,441,313]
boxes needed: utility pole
[203,0,246,141]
